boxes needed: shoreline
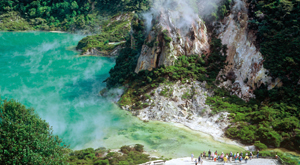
[172,122,248,149]
[117,81,252,150]
[49,31,67,33]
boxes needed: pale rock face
[82,45,122,56]
[217,0,278,100]
[135,9,210,73]
[121,81,242,145]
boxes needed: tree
[0,98,68,164]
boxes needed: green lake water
[0,32,245,158]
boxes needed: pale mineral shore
[49,31,66,33]
[119,81,254,150]
[141,157,279,165]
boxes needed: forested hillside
[0,0,151,31]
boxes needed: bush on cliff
[0,98,68,164]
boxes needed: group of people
[191,150,260,164]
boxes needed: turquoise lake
[0,32,246,158]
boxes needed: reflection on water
[0,32,245,158]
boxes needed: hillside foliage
[0,98,68,164]
[76,13,133,54]
[0,0,151,31]
[248,0,300,114]
[67,144,154,165]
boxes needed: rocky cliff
[134,0,281,101]
[135,8,210,73]
[216,0,281,100]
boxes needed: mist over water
[0,32,244,157]
[0,32,117,147]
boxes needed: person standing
[240,152,243,157]
[198,154,201,163]
[203,151,206,159]
[221,152,224,161]
[194,158,198,165]
[229,151,233,162]
[257,150,259,158]
[191,153,194,162]
[208,150,211,159]
[245,153,249,163]
[224,155,228,164]
[200,157,203,165]
[234,153,238,163]
[211,152,214,160]
[250,152,253,160]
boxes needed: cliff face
[135,9,210,73]
[216,0,280,100]
[134,0,280,101]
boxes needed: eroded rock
[135,9,210,73]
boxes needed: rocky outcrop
[77,12,132,56]
[135,9,210,73]
[82,44,123,57]
[216,0,280,100]
[121,81,239,144]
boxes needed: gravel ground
[142,157,280,165]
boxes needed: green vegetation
[254,141,268,150]
[248,0,300,120]
[242,150,298,165]
[0,0,151,31]
[76,13,133,54]
[206,87,300,151]
[67,144,154,165]
[0,98,68,164]
[203,0,232,22]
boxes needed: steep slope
[135,8,209,73]
[215,0,274,101]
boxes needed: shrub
[0,98,67,164]
[254,141,268,150]
[94,159,109,165]
[120,145,132,154]
[134,144,144,152]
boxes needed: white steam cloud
[142,0,225,32]
[142,0,246,34]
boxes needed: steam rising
[143,0,225,32]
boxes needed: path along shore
[142,157,280,165]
